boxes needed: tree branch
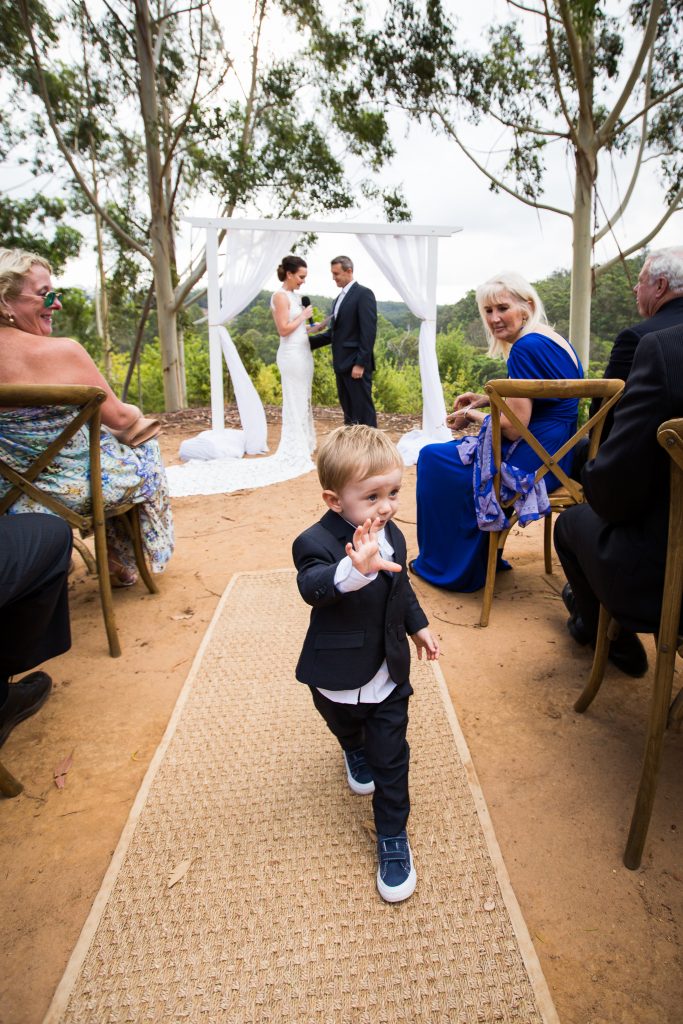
[17,0,152,261]
[542,0,578,146]
[597,0,663,146]
[617,81,683,136]
[594,47,653,244]
[556,0,592,123]
[434,110,572,218]
[595,184,683,276]
[507,0,561,22]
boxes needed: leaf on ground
[54,752,74,789]
[171,610,194,620]
[167,858,193,888]
[361,820,377,841]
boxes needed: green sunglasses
[43,291,63,308]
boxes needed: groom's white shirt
[333,280,355,318]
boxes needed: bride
[270,255,322,464]
[167,255,329,497]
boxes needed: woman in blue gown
[411,271,583,592]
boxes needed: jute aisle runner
[46,570,559,1024]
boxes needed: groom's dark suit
[311,281,378,426]
[555,323,683,636]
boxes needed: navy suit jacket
[580,323,683,630]
[310,281,378,374]
[292,510,428,690]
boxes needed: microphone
[301,296,311,308]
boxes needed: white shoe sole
[344,755,375,795]
[377,851,417,903]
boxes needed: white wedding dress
[167,288,316,497]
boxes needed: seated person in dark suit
[590,246,683,439]
[0,513,73,747]
[554,321,683,678]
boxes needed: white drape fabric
[357,233,450,464]
[218,229,298,453]
[174,228,298,477]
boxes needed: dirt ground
[1,409,682,1024]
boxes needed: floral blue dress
[412,332,583,592]
[0,406,174,574]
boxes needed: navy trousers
[310,678,412,836]
[0,514,73,702]
[335,370,377,427]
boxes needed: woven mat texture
[49,570,557,1024]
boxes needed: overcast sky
[58,0,681,306]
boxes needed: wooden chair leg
[624,641,678,870]
[0,759,23,798]
[480,531,503,628]
[93,515,121,658]
[574,604,611,713]
[544,513,553,574]
[125,508,158,595]
[72,534,97,576]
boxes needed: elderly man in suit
[555,321,683,678]
[311,256,378,426]
[589,246,683,437]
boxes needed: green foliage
[58,253,648,416]
[254,363,282,406]
[373,362,422,413]
[311,349,339,406]
[57,288,99,358]
[0,194,81,272]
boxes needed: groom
[311,256,378,427]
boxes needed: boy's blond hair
[316,425,403,494]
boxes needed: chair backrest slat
[0,384,107,519]
[483,378,625,521]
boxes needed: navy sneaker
[343,748,375,795]
[376,830,417,903]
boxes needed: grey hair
[643,247,683,293]
[475,271,548,359]
[331,255,353,272]
[0,248,52,312]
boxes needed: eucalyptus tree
[11,0,402,410]
[354,0,682,364]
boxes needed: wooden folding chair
[479,378,624,627]
[574,417,683,870]
[0,759,23,798]
[0,384,158,658]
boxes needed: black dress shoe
[561,583,576,617]
[566,614,593,646]
[608,630,649,678]
[0,672,52,748]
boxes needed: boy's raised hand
[345,517,401,577]
[410,627,440,661]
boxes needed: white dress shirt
[316,526,397,705]
[333,280,355,318]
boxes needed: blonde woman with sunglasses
[0,248,174,586]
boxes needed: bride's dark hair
[277,254,307,282]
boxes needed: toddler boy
[292,425,439,902]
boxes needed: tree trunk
[93,206,112,378]
[133,0,184,411]
[568,147,595,369]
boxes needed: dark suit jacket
[589,295,683,434]
[292,510,428,690]
[310,281,378,374]
[580,323,683,630]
